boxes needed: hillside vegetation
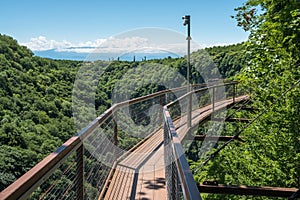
[188,0,300,199]
[0,33,248,191]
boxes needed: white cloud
[24,36,184,54]
[22,36,73,51]
[22,27,236,58]
[22,36,150,53]
[22,35,212,56]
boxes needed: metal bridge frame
[162,81,240,200]
[0,84,191,199]
[1,80,297,199]
[161,82,299,199]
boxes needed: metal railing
[163,107,202,200]
[0,86,189,200]
[163,81,242,200]
[0,80,241,200]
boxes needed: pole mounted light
[182,15,191,38]
[182,15,192,128]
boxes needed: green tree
[192,1,300,199]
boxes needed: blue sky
[0,0,248,54]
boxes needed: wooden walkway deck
[102,96,248,200]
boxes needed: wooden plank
[98,162,117,199]
[103,95,249,200]
[110,166,123,200]
[133,145,165,200]
[139,165,155,199]
[121,130,163,169]
[121,141,158,169]
[153,168,166,200]
[122,169,134,199]
[104,130,164,199]
[103,167,123,200]
[112,166,128,200]
[120,131,159,165]
[134,166,145,200]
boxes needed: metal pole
[76,145,84,200]
[183,15,192,129]
[159,95,163,126]
[113,111,118,161]
[212,87,215,115]
[233,83,236,103]
[187,30,192,129]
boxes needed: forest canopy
[189,0,300,199]
[1,1,299,197]
[0,33,247,191]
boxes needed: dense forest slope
[189,0,300,199]
[0,35,80,190]
[0,33,248,190]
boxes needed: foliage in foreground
[189,0,300,199]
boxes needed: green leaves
[187,1,300,199]
[0,34,80,190]
[0,145,38,190]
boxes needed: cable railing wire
[288,188,300,200]
[1,81,241,200]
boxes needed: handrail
[0,80,238,200]
[163,81,239,200]
[115,85,187,109]
[0,84,189,200]
[166,81,238,108]
[0,136,82,200]
[163,107,202,200]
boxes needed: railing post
[76,144,84,200]
[163,119,170,200]
[187,91,192,129]
[113,111,118,160]
[166,91,171,104]
[186,15,192,130]
[159,95,163,126]
[233,83,236,103]
[212,86,215,115]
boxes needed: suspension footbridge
[0,81,298,200]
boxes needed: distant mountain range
[33,49,181,61]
